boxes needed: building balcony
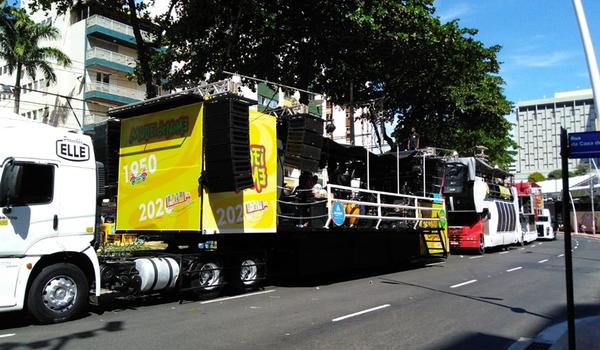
[84,81,144,105]
[86,47,136,73]
[86,15,153,48]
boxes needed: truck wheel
[27,263,88,324]
[234,258,264,291]
[189,261,223,299]
[477,235,485,255]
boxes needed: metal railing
[86,81,145,101]
[87,47,136,68]
[325,184,446,229]
[87,15,154,41]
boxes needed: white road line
[538,242,543,245]
[538,259,549,263]
[0,334,15,338]
[469,256,483,259]
[558,254,564,257]
[425,261,446,266]
[200,289,276,304]
[520,247,525,250]
[531,244,536,247]
[506,267,523,272]
[332,304,391,322]
[500,251,510,255]
[450,279,477,288]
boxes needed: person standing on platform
[407,127,420,150]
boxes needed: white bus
[445,157,522,254]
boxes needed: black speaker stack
[204,98,254,193]
[86,119,120,199]
[284,114,324,172]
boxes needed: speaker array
[204,98,253,192]
[284,114,324,172]
[87,119,120,198]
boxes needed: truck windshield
[448,212,480,226]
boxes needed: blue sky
[435,0,600,105]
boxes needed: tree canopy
[26,0,516,167]
[159,0,515,167]
[528,172,545,183]
[0,6,71,113]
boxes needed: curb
[557,232,600,240]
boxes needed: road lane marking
[0,334,15,338]
[200,289,276,304]
[332,304,391,322]
[520,247,525,250]
[531,244,536,247]
[558,254,564,257]
[538,242,543,245]
[450,280,477,288]
[469,256,483,259]
[506,267,522,272]
[425,262,446,266]
[500,251,510,255]
[538,259,549,263]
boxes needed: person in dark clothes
[407,127,420,150]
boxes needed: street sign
[569,131,600,158]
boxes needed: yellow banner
[201,110,277,233]
[116,103,203,231]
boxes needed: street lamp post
[572,0,600,130]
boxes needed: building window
[96,72,110,84]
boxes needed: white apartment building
[0,1,153,129]
[515,89,596,180]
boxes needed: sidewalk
[508,316,600,349]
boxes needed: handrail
[87,15,154,41]
[325,184,446,229]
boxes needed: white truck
[0,81,447,324]
[536,208,555,240]
[0,113,101,323]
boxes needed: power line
[1,97,109,115]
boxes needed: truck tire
[27,263,89,324]
[190,261,223,299]
[477,235,485,255]
[233,258,263,291]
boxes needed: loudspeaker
[204,98,253,193]
[86,119,120,198]
[283,114,324,172]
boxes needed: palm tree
[0,7,71,114]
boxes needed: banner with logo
[201,111,277,233]
[116,103,203,231]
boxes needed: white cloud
[437,3,472,22]
[508,51,575,68]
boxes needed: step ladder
[420,227,448,258]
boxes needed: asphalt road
[1,235,599,350]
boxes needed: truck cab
[0,113,100,323]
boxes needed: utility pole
[572,0,600,130]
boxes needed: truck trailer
[0,80,447,323]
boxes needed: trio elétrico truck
[0,80,448,323]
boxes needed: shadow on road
[269,260,434,288]
[425,332,515,350]
[422,303,600,350]
[0,321,123,350]
[378,277,554,321]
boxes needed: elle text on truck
[0,79,449,324]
